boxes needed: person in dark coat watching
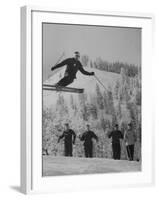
[108,124,123,160]
[58,123,76,157]
[80,124,98,158]
[51,51,95,87]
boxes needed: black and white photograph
[42,23,142,177]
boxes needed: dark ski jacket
[108,130,123,144]
[80,131,98,147]
[52,58,93,79]
[58,129,76,146]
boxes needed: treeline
[90,59,140,77]
[81,55,140,77]
[42,67,141,160]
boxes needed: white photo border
[21,6,154,194]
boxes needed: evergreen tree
[126,102,138,134]
[81,55,89,67]
[55,94,69,124]
[70,94,75,110]
[87,102,98,120]
[42,108,59,156]
[78,93,88,121]
[120,67,130,102]
[90,60,94,68]
[116,99,122,123]
[107,88,117,126]
[114,80,120,100]
[103,91,110,114]
[96,84,104,110]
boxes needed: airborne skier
[51,51,95,87]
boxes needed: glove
[91,72,95,75]
[51,66,55,71]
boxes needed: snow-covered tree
[81,55,89,67]
[96,84,104,110]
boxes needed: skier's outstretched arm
[133,131,137,142]
[72,130,76,144]
[58,133,64,143]
[79,133,85,141]
[92,132,98,142]
[120,131,124,139]
[79,65,95,76]
[51,59,68,71]
[108,131,112,138]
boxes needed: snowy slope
[43,67,121,107]
[43,156,141,176]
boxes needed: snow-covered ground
[42,156,141,176]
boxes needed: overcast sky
[43,23,141,81]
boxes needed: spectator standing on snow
[80,124,98,158]
[108,124,123,160]
[124,123,137,161]
[58,123,76,157]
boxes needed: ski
[43,84,84,94]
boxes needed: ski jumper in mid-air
[51,51,95,87]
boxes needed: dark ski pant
[126,145,134,161]
[56,76,74,87]
[84,144,93,158]
[112,143,121,160]
[64,143,73,157]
